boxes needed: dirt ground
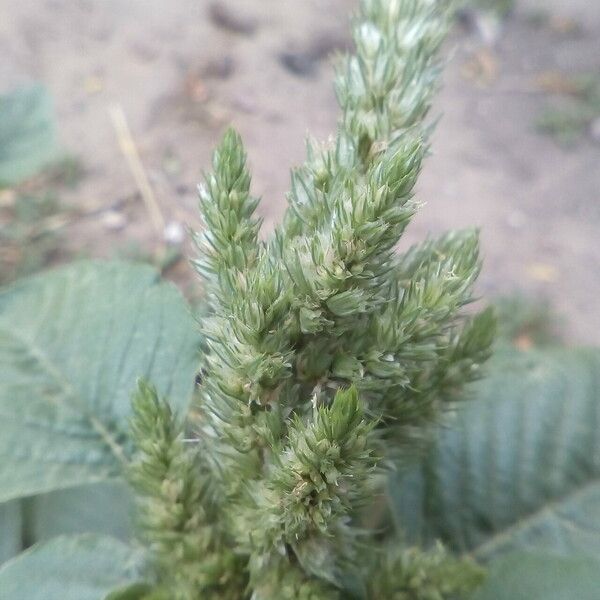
[1,0,598,343]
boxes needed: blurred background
[1,0,598,343]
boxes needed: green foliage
[0,192,66,285]
[0,261,200,572]
[492,295,561,347]
[0,502,22,564]
[0,534,144,600]
[0,84,60,187]
[24,483,134,543]
[128,381,244,600]
[473,553,600,600]
[536,104,598,146]
[238,387,377,589]
[106,583,154,600]
[368,543,485,599]
[251,563,341,600]
[0,87,83,284]
[535,74,600,146]
[192,128,261,295]
[389,348,600,560]
[0,482,134,567]
[0,261,199,502]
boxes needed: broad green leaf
[0,478,134,562]
[0,84,59,187]
[473,552,600,600]
[0,261,200,502]
[0,501,22,564]
[0,534,144,600]
[390,348,600,559]
[24,482,134,543]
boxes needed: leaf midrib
[471,473,600,559]
[0,323,128,467]
[471,350,600,559]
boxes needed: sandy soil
[1,0,598,343]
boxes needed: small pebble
[164,220,185,246]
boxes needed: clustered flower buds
[128,1,495,598]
